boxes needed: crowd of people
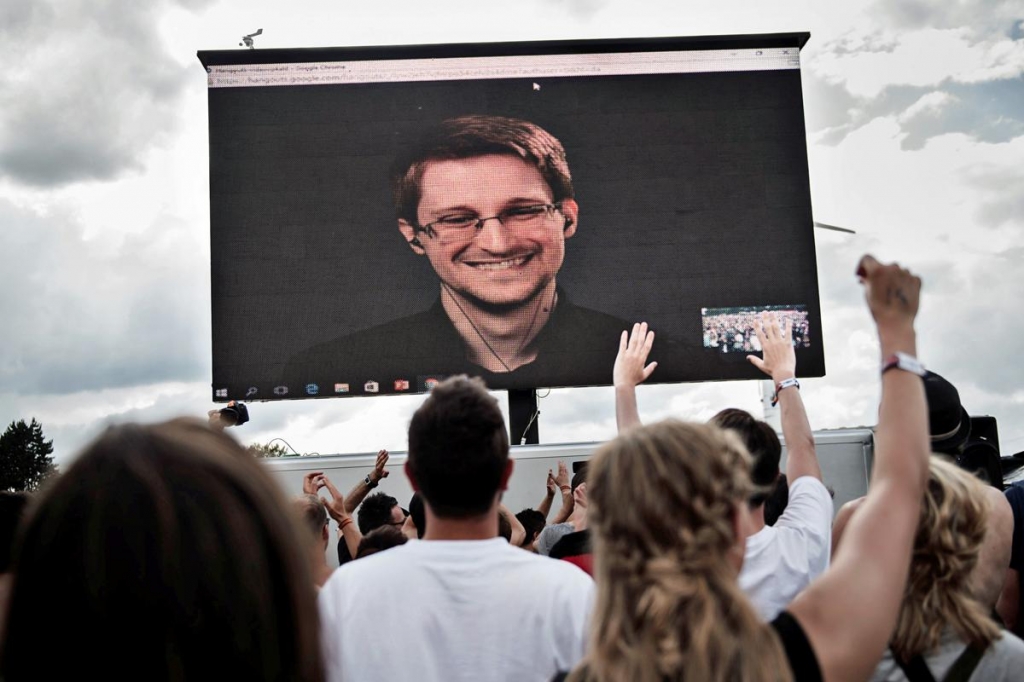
[703,307,811,353]
[1,254,1024,682]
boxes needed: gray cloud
[0,199,210,395]
[0,0,207,187]
[918,247,1024,394]
[801,68,864,134]
[898,77,1024,150]
[805,74,1024,149]
[874,0,1024,38]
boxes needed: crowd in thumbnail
[704,307,812,353]
[2,255,1024,682]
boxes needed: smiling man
[282,115,647,393]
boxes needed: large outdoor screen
[199,33,823,402]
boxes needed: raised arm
[787,256,928,682]
[321,474,363,559]
[343,449,390,514]
[499,504,527,547]
[550,460,575,525]
[613,322,658,433]
[536,469,557,519]
[748,315,822,482]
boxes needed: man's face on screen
[399,154,578,309]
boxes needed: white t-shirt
[871,628,1024,681]
[739,476,833,621]
[318,537,594,682]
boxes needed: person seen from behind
[0,419,322,681]
[559,255,930,682]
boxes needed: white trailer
[263,427,874,567]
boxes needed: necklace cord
[441,283,558,373]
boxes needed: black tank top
[551,610,823,682]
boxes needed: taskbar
[211,375,449,402]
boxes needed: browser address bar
[206,48,800,88]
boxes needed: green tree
[0,419,56,492]
[248,441,291,458]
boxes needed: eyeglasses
[416,203,563,240]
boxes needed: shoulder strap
[892,647,937,682]
[941,644,986,682]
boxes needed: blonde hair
[890,456,1001,661]
[570,420,792,682]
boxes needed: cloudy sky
[1,0,1022,466]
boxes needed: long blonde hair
[571,420,792,682]
[890,456,1000,661]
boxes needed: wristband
[771,378,800,407]
[338,517,354,531]
[881,352,926,377]
[364,474,378,489]
[558,485,570,493]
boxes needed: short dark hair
[516,509,547,546]
[391,115,574,224]
[0,419,321,681]
[357,491,399,535]
[710,408,781,507]
[763,474,790,526]
[294,494,328,536]
[571,468,587,492]
[408,492,426,539]
[407,376,510,518]
[355,525,408,559]
[497,513,512,542]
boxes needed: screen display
[199,34,824,401]
[701,304,811,355]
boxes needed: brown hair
[710,408,781,507]
[571,420,791,682]
[295,493,328,537]
[355,525,408,559]
[0,419,323,681]
[407,375,509,519]
[390,115,574,224]
[890,456,1001,661]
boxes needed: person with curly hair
[560,255,931,682]
[861,456,1024,681]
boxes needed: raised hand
[613,322,658,388]
[371,449,390,483]
[319,474,349,524]
[302,471,325,496]
[554,460,570,491]
[747,313,797,383]
[856,255,921,341]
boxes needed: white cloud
[898,91,957,123]
[815,27,1024,99]
[4,0,1024,468]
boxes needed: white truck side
[262,427,874,567]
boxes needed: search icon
[245,386,258,398]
